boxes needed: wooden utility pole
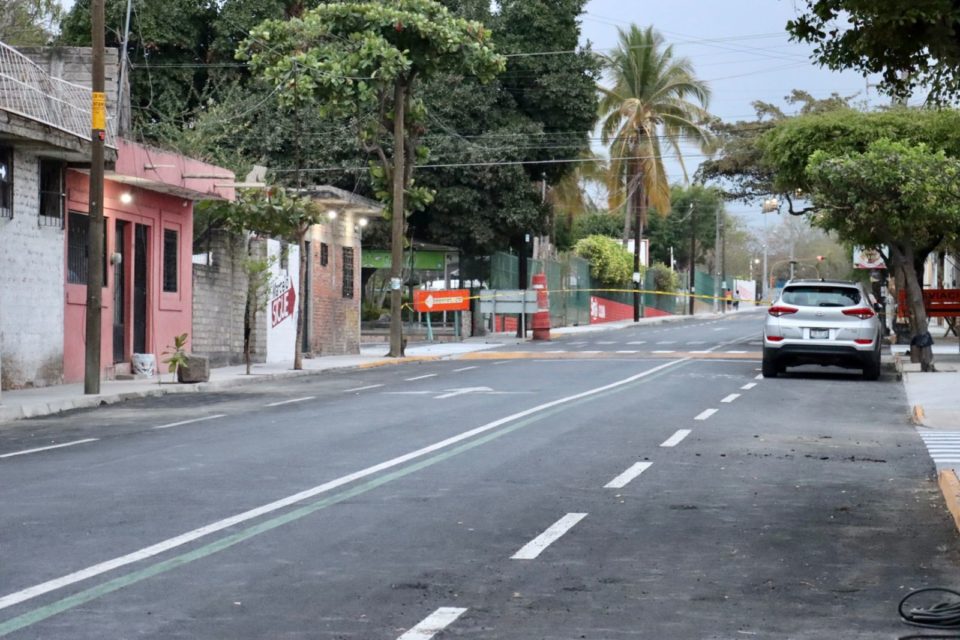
[84,0,106,394]
[388,79,406,357]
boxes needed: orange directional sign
[413,289,470,312]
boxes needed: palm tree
[548,151,608,236]
[599,25,715,264]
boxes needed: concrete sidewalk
[0,342,500,426]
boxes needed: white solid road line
[660,429,691,448]
[721,393,740,403]
[152,415,227,430]
[405,374,437,381]
[264,396,315,407]
[343,384,384,393]
[512,513,588,560]
[453,366,477,372]
[0,438,99,460]
[604,462,653,488]
[741,382,757,390]
[695,408,718,421]
[397,607,468,640]
[0,358,687,613]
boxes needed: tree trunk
[293,228,307,369]
[894,244,934,371]
[389,80,407,358]
[243,237,255,375]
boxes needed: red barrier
[531,273,551,341]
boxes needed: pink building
[62,140,234,383]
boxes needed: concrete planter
[177,355,210,383]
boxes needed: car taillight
[854,338,874,345]
[766,335,784,342]
[842,307,876,320]
[768,305,798,317]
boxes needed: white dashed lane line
[741,382,757,390]
[406,374,437,381]
[695,408,718,421]
[512,513,588,560]
[660,430,691,448]
[153,415,227,430]
[0,438,99,459]
[755,374,764,380]
[721,393,740,403]
[453,366,477,372]
[396,607,468,640]
[343,384,384,393]
[264,396,316,407]
[604,461,653,488]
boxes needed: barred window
[342,247,354,298]
[320,242,329,267]
[163,228,178,292]
[0,147,12,219]
[39,159,65,225]
[67,212,107,285]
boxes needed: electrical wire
[900,588,960,629]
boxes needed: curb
[938,470,960,535]
[0,355,443,427]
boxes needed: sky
[578,0,881,226]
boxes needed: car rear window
[781,286,861,307]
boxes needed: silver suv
[762,279,882,380]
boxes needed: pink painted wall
[113,139,235,201]
[63,171,194,383]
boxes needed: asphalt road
[1,310,957,639]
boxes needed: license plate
[810,328,829,339]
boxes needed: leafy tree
[805,139,960,370]
[241,0,505,357]
[696,90,857,203]
[569,211,622,244]
[574,234,634,286]
[647,185,721,271]
[199,187,324,370]
[786,1,960,103]
[0,0,61,45]
[59,0,220,138]
[495,0,601,183]
[761,108,960,211]
[599,25,714,249]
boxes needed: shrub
[649,262,679,292]
[574,235,635,286]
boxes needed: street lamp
[761,198,779,301]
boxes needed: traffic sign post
[414,289,471,342]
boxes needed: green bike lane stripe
[0,359,691,636]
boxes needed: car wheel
[862,341,881,381]
[762,355,779,378]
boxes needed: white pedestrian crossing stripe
[919,431,960,466]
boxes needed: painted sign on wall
[270,275,296,328]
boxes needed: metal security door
[133,224,149,354]
[113,220,127,362]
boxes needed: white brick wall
[265,239,300,364]
[0,148,65,389]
